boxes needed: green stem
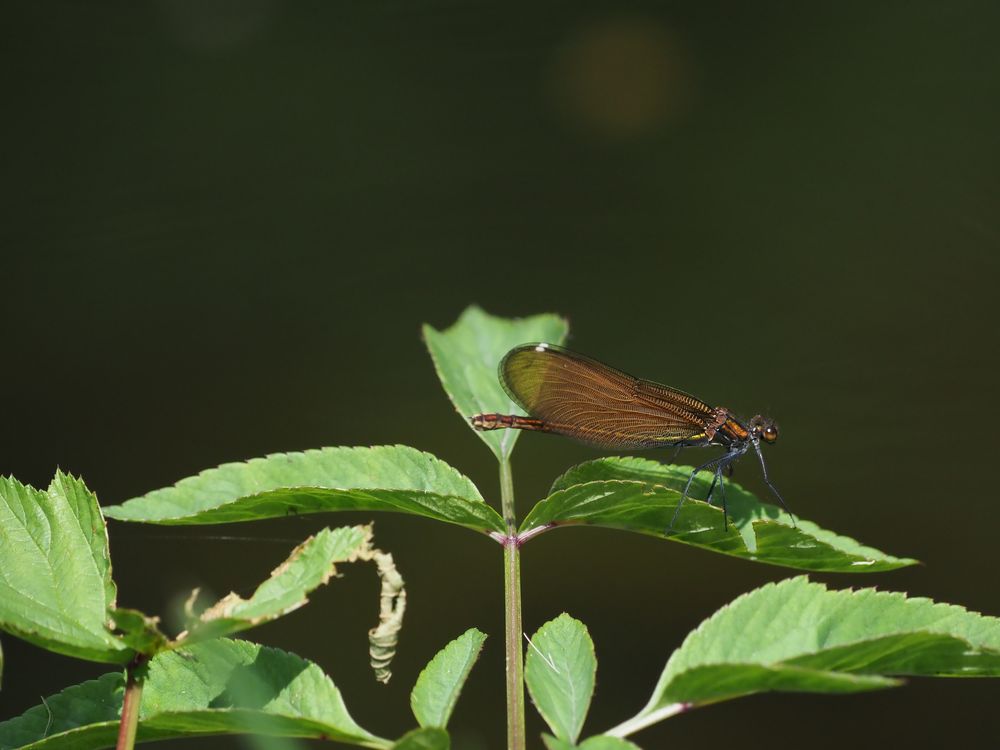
[604,702,691,738]
[500,457,525,750]
[116,656,147,750]
[499,454,516,530]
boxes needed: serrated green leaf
[522,458,916,572]
[543,735,643,750]
[181,525,371,645]
[392,727,450,750]
[423,306,569,461]
[609,577,1000,738]
[0,639,390,750]
[0,473,131,664]
[525,614,596,744]
[410,628,486,728]
[102,445,503,535]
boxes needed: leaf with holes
[180,525,375,645]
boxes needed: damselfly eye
[762,425,778,443]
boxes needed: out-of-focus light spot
[156,0,275,52]
[548,17,692,140]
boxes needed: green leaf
[0,639,390,749]
[180,525,372,645]
[423,305,569,461]
[0,472,131,664]
[109,609,170,656]
[578,738,643,750]
[410,628,487,728]
[392,727,450,750]
[610,577,1000,737]
[525,614,596,744]
[102,445,504,535]
[543,736,643,750]
[522,457,916,572]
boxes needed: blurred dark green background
[3,1,999,748]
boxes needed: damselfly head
[749,415,779,444]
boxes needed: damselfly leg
[668,448,743,532]
[751,440,796,526]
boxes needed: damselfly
[471,343,791,528]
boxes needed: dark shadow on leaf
[209,648,310,710]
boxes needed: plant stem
[499,454,517,530]
[500,457,525,750]
[116,656,147,750]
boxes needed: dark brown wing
[499,343,724,449]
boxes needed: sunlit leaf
[0,472,131,664]
[180,526,372,645]
[410,629,486,728]
[525,615,596,744]
[423,305,568,461]
[577,738,643,750]
[522,458,916,572]
[391,727,450,750]
[0,639,389,749]
[608,577,1000,738]
[102,445,503,535]
[543,735,642,750]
